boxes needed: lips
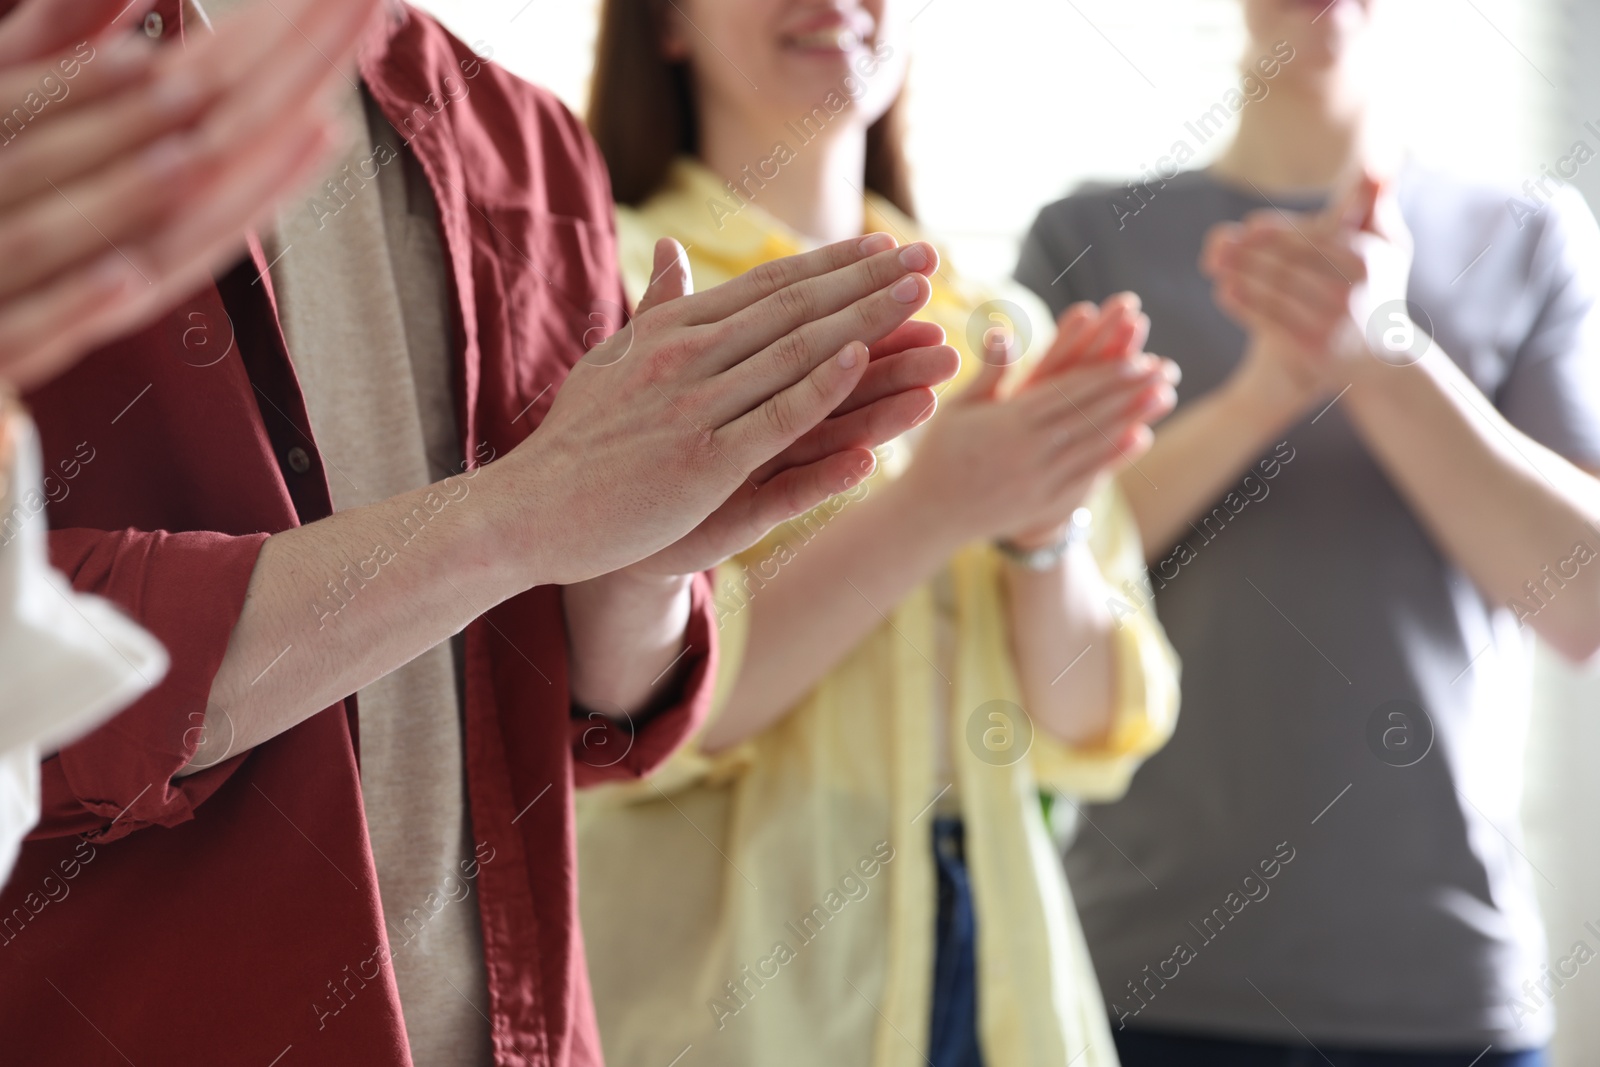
[785,26,864,52]
[780,8,876,54]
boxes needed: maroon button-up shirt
[0,5,715,1064]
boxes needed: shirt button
[285,447,312,474]
[142,11,164,37]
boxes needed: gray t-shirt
[1015,166,1600,1050]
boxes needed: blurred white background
[415,0,1566,277]
[415,0,1600,1060]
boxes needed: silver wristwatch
[995,507,1093,571]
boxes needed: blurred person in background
[0,0,384,885]
[1017,0,1600,1064]
[578,2,1182,1065]
[0,0,957,1062]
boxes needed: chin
[1251,0,1371,61]
[764,44,899,124]
[774,49,868,97]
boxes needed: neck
[698,107,868,245]
[1212,64,1366,195]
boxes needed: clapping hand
[901,294,1177,553]
[510,234,961,583]
[0,0,382,388]
[1201,170,1414,398]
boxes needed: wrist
[1343,339,1420,412]
[564,566,694,654]
[584,564,697,601]
[1000,538,1095,589]
[469,454,573,590]
[564,567,693,651]
[1218,358,1316,438]
[565,569,694,716]
[1002,518,1069,553]
[879,468,978,562]
[998,506,1093,569]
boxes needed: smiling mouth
[783,26,866,52]
[781,9,877,55]
[787,25,864,51]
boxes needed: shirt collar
[651,156,929,276]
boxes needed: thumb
[635,238,693,316]
[964,328,1014,402]
[1321,170,1380,236]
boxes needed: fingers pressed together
[0,0,382,386]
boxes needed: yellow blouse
[578,159,1180,1067]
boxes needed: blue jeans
[1113,1027,1547,1067]
[930,817,982,1067]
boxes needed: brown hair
[588,0,916,217]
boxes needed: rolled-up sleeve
[1030,484,1181,802]
[34,526,267,842]
[571,569,719,788]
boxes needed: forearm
[1344,350,1600,661]
[1123,361,1310,562]
[563,570,694,716]
[704,475,957,752]
[184,462,542,775]
[1003,542,1118,746]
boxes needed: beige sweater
[260,87,491,1066]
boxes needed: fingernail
[838,343,860,370]
[859,233,895,255]
[891,276,920,303]
[898,243,930,271]
[1164,360,1183,385]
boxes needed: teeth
[788,27,862,50]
